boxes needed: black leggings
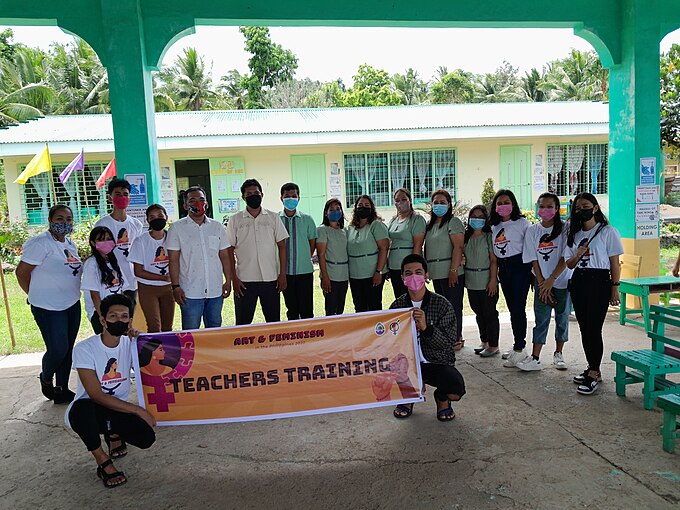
[68,399,155,452]
[349,276,385,312]
[497,254,532,349]
[467,289,500,347]
[433,276,465,340]
[569,268,611,372]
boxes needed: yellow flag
[14,145,52,184]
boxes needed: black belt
[348,251,378,258]
[390,246,413,251]
[466,267,490,272]
[326,260,348,265]
[427,258,451,263]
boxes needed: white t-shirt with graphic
[81,256,132,317]
[491,218,530,259]
[94,215,144,291]
[128,232,171,287]
[20,231,82,311]
[65,334,133,428]
[563,224,624,270]
[522,223,572,289]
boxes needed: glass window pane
[412,151,433,203]
[389,152,411,196]
[343,154,365,208]
[434,149,456,200]
[367,152,389,207]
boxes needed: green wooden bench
[611,305,680,410]
[658,394,680,454]
[619,276,680,332]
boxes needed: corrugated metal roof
[0,101,608,145]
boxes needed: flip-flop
[436,403,455,422]
[393,403,414,419]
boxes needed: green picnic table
[619,276,680,332]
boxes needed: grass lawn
[660,247,677,275]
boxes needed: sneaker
[573,369,603,385]
[517,357,542,371]
[474,344,488,355]
[38,375,54,400]
[503,350,528,368]
[577,376,599,395]
[552,352,568,370]
[53,387,75,405]
[479,348,500,357]
[501,350,513,360]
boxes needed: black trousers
[569,268,611,372]
[433,275,465,340]
[68,399,155,452]
[497,254,532,350]
[235,281,280,325]
[467,289,500,347]
[349,276,385,313]
[389,269,408,301]
[421,363,466,402]
[283,272,314,320]
[324,280,349,316]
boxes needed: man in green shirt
[280,182,317,320]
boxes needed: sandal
[393,403,414,419]
[105,435,128,459]
[436,402,455,422]
[96,459,127,489]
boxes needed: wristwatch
[171,284,181,290]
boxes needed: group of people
[16,175,623,488]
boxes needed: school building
[0,101,614,225]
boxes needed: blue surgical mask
[469,218,486,230]
[283,198,299,210]
[50,222,73,237]
[327,210,343,222]
[432,204,448,217]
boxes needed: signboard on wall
[636,222,659,239]
[124,173,148,206]
[209,157,245,218]
[640,157,656,185]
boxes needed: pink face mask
[538,207,557,221]
[496,204,513,217]
[95,240,116,255]
[112,195,130,210]
[403,274,426,292]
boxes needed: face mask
[283,198,299,210]
[576,208,595,222]
[538,207,557,221]
[95,240,116,255]
[496,204,513,217]
[403,274,426,292]
[327,210,343,222]
[50,222,73,237]
[469,218,486,230]
[396,201,410,213]
[245,194,262,209]
[356,206,371,219]
[105,320,129,337]
[432,204,448,217]
[112,195,130,210]
[189,202,208,216]
[148,218,167,231]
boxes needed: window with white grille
[546,143,608,197]
[343,148,456,208]
[20,163,110,225]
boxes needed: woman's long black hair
[488,189,525,226]
[350,194,380,228]
[426,189,454,231]
[464,204,492,243]
[567,192,608,247]
[89,226,124,287]
[321,198,345,228]
[537,192,564,243]
[139,338,165,368]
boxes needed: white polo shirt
[166,216,230,299]
[226,208,289,282]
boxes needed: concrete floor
[1,312,679,509]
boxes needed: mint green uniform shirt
[425,217,465,280]
[316,225,349,281]
[387,214,427,271]
[347,221,389,279]
[464,233,494,291]
[279,210,317,275]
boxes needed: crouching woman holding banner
[65,294,156,489]
[390,254,466,421]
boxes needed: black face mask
[576,208,595,223]
[148,218,167,231]
[245,194,262,209]
[356,206,372,219]
[106,320,129,337]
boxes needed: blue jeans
[532,285,571,345]
[31,301,81,388]
[180,297,223,330]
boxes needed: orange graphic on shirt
[154,247,168,262]
[495,228,510,256]
[537,234,557,261]
[63,249,81,276]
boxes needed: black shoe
[577,376,599,395]
[38,376,54,400]
[53,387,75,404]
[573,369,603,385]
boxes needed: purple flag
[59,149,84,184]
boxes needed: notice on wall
[215,176,227,193]
[635,203,659,223]
[636,222,659,240]
[640,157,656,185]
[330,163,340,176]
[125,173,148,207]
[160,167,174,190]
[533,158,545,193]
[161,190,176,216]
[635,185,660,204]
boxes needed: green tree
[474,61,521,103]
[480,178,495,208]
[540,50,607,101]
[302,80,345,108]
[218,70,248,110]
[392,68,428,105]
[160,47,215,111]
[339,64,401,107]
[430,70,475,104]
[264,78,324,109]
[520,68,547,102]
[0,28,17,61]
[661,44,680,152]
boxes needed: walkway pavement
[1,311,679,509]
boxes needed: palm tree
[540,50,607,101]
[520,68,547,102]
[392,68,428,105]
[169,47,215,111]
[218,70,247,110]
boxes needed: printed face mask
[327,210,343,222]
[189,202,208,216]
[538,207,557,221]
[148,218,167,231]
[282,198,299,210]
[105,320,129,337]
[496,204,513,217]
[576,208,595,222]
[50,222,73,237]
[469,218,486,230]
[395,201,410,213]
[245,194,262,209]
[112,195,130,210]
[356,206,372,219]
[95,240,116,255]
[432,204,448,217]
[403,274,426,292]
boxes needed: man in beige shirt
[227,179,289,325]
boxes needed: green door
[500,145,532,210]
[291,154,327,225]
